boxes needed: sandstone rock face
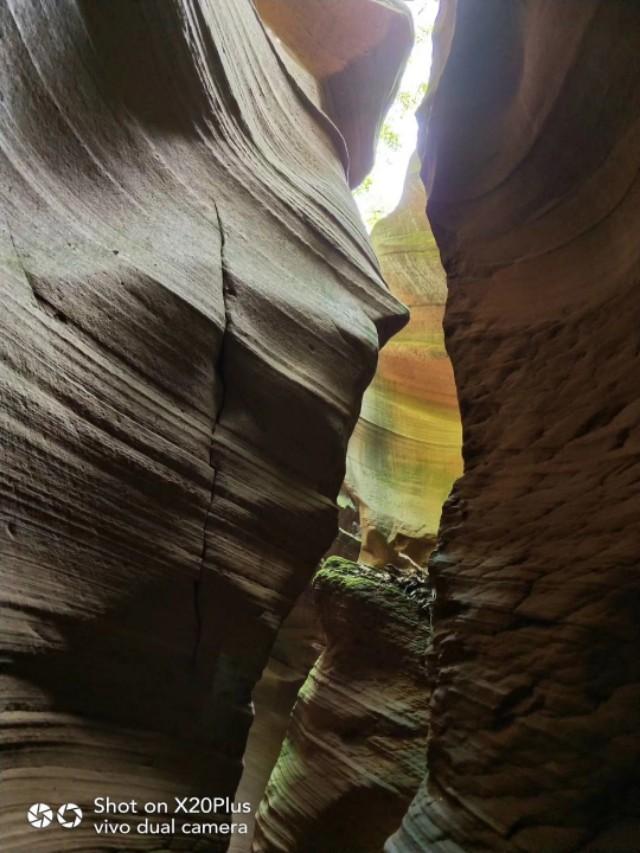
[254,557,430,853]
[229,507,360,849]
[255,0,413,188]
[346,154,462,568]
[229,589,323,852]
[388,2,640,851]
[0,2,409,850]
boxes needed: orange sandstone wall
[346,154,462,567]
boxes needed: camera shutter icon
[27,803,54,829]
[57,803,83,828]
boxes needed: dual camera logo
[27,803,83,830]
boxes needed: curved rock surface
[254,557,430,853]
[229,507,361,849]
[388,1,640,851]
[0,1,407,851]
[346,154,462,568]
[255,0,413,188]
[229,589,323,853]
[242,142,460,853]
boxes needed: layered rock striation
[246,150,460,851]
[229,589,323,852]
[255,0,413,188]
[388,2,640,851]
[254,557,431,853]
[346,154,462,568]
[229,506,361,849]
[0,1,410,850]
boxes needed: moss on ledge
[316,555,431,617]
[255,559,431,853]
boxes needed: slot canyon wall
[345,153,462,568]
[253,555,431,853]
[388,1,640,852]
[0,1,412,851]
[253,2,640,852]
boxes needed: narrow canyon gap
[253,1,640,852]
[252,150,461,853]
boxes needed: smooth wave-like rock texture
[229,590,322,853]
[388,1,640,851]
[346,154,462,568]
[254,557,430,853]
[255,0,413,188]
[229,509,361,850]
[0,1,410,850]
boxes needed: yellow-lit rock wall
[346,154,462,567]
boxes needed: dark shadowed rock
[253,556,430,853]
[0,2,408,850]
[388,2,640,851]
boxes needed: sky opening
[354,0,438,230]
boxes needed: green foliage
[320,555,360,575]
[416,23,434,45]
[351,0,437,230]
[397,82,429,116]
[397,90,415,112]
[380,122,401,152]
[315,556,372,592]
[367,207,385,229]
[353,174,374,196]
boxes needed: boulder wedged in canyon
[346,154,462,568]
[0,1,408,850]
[253,556,430,853]
[388,2,640,852]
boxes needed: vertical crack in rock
[0,2,411,851]
[193,200,228,665]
